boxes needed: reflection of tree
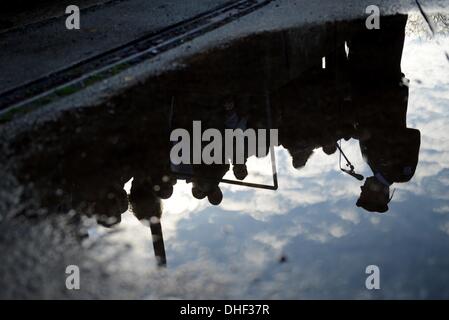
[406,13,449,38]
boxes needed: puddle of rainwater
[1,12,449,299]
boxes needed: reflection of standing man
[348,15,421,212]
[356,128,420,212]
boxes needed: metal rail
[0,0,273,117]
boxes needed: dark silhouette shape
[129,177,167,267]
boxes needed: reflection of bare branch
[406,13,449,39]
[433,13,449,29]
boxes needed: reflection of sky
[92,31,449,299]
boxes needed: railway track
[0,0,273,119]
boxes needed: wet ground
[0,0,232,93]
[1,3,449,299]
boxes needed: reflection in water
[2,12,449,298]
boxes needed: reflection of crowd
[273,14,420,212]
[167,14,420,214]
[12,14,421,265]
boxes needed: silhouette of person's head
[70,176,128,228]
[207,185,223,205]
[290,147,314,170]
[94,187,129,227]
[322,143,337,155]
[152,175,175,200]
[356,176,390,213]
[129,177,163,222]
[233,164,248,180]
